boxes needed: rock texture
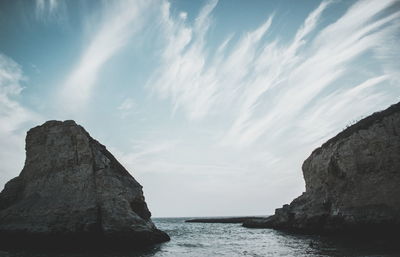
[0,120,169,249]
[244,102,400,235]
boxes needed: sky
[0,0,399,217]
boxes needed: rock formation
[244,102,400,235]
[0,120,169,249]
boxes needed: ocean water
[1,217,399,257]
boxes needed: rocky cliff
[244,102,400,235]
[0,120,169,249]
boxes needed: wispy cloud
[0,54,41,187]
[117,98,135,111]
[35,0,66,22]
[148,0,223,120]
[59,0,148,113]
[233,0,400,146]
[149,0,400,148]
[117,97,137,119]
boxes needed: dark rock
[244,102,400,236]
[0,120,170,249]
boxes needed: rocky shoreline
[243,102,400,236]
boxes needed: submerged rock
[244,102,400,235]
[0,120,169,249]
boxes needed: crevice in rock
[90,144,104,235]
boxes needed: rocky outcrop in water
[244,102,400,235]
[0,120,169,249]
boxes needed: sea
[0,217,399,257]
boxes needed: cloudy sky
[0,0,399,217]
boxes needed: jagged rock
[244,102,400,236]
[0,120,169,249]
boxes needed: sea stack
[244,102,400,235]
[0,120,169,249]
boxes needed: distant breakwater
[186,216,268,224]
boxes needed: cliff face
[0,120,169,249]
[244,102,400,234]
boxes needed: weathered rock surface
[0,120,169,249]
[244,102,400,235]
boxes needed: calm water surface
[1,217,399,257]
